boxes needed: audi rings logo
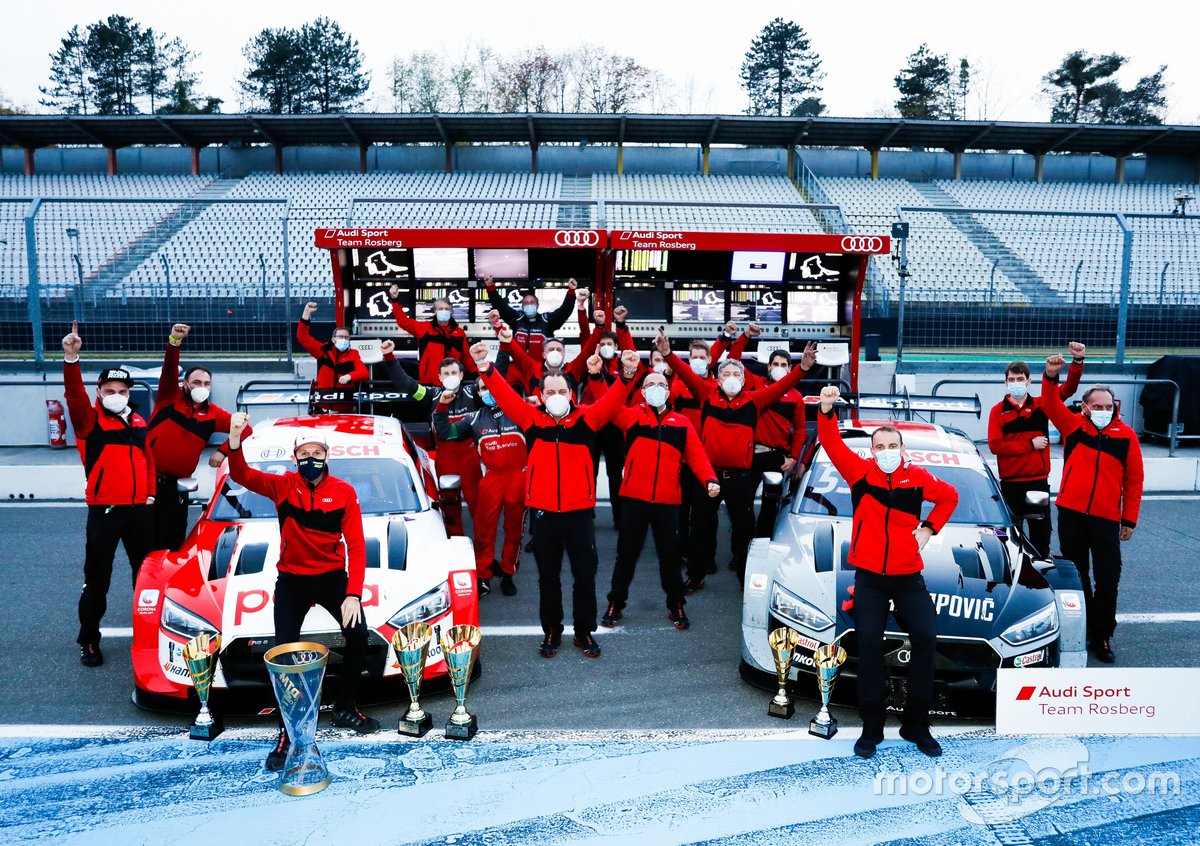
[896,649,911,664]
[554,230,600,247]
[840,235,884,253]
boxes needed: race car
[132,413,478,712]
[740,418,1087,719]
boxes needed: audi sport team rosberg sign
[314,228,606,250]
[996,669,1200,736]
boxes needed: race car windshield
[795,459,1009,525]
[211,457,424,520]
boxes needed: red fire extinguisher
[47,399,67,448]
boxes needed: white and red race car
[132,413,478,712]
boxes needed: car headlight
[770,582,834,631]
[161,597,220,640]
[388,582,452,629]
[1000,603,1059,646]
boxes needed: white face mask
[1089,409,1113,430]
[545,350,564,368]
[598,345,616,360]
[875,448,902,474]
[189,386,210,404]
[333,338,350,352]
[652,362,669,375]
[544,393,571,417]
[441,374,462,392]
[690,358,709,376]
[769,365,789,382]
[435,309,452,323]
[644,384,669,408]
[100,393,129,414]
[1007,381,1028,399]
[721,376,743,397]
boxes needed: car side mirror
[1024,490,1049,508]
[177,476,199,494]
[439,474,462,493]
[762,472,784,489]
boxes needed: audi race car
[740,419,1087,719]
[132,414,478,712]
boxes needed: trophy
[264,642,331,796]
[391,622,434,737]
[441,624,482,740]
[183,633,223,741]
[809,643,848,739]
[767,627,802,719]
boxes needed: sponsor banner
[997,668,1200,736]
[612,230,889,254]
[136,589,160,616]
[158,636,194,687]
[315,228,605,250]
[847,447,985,471]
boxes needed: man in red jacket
[227,413,380,770]
[817,385,959,759]
[296,301,369,412]
[61,322,157,668]
[471,340,640,659]
[387,285,476,383]
[987,343,1085,557]
[1041,350,1144,664]
[147,323,250,551]
[600,369,720,631]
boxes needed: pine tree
[740,18,824,116]
[39,25,91,114]
[894,44,954,120]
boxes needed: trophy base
[767,700,795,719]
[398,713,433,738]
[189,717,224,741]
[809,717,838,739]
[444,715,478,740]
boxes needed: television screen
[672,288,726,323]
[351,248,412,281]
[614,284,668,321]
[473,248,529,280]
[352,283,409,322]
[616,250,670,274]
[413,248,470,280]
[788,290,839,323]
[414,287,471,322]
[475,286,523,322]
[731,251,785,282]
[785,252,842,284]
[730,287,784,323]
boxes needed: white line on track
[99,624,632,639]
[1115,612,1200,623]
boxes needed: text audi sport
[740,420,1087,718]
[132,414,478,711]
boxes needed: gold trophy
[441,624,481,740]
[767,627,802,719]
[808,643,848,739]
[391,622,434,737]
[183,633,223,741]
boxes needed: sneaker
[266,729,290,771]
[574,633,602,658]
[500,574,517,596]
[899,723,943,757]
[331,705,381,734]
[539,625,564,658]
[667,603,690,630]
[1092,639,1116,664]
[683,577,705,595]
[478,578,492,597]
[79,643,103,668]
[600,602,623,628]
[854,726,884,759]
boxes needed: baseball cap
[97,368,135,387]
[293,431,330,452]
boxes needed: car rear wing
[800,390,981,419]
[235,380,421,414]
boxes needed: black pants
[1000,478,1052,558]
[78,503,154,645]
[687,469,757,583]
[853,568,937,729]
[153,474,190,552]
[273,570,368,710]
[608,498,685,609]
[1058,506,1122,642]
[532,509,599,636]
[678,467,696,559]
[750,448,790,537]
[591,424,625,526]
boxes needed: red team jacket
[987,360,1083,482]
[228,447,367,598]
[1040,372,1144,527]
[389,301,476,384]
[296,319,370,389]
[64,361,156,507]
[610,403,717,505]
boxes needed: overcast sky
[3,0,1196,125]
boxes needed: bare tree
[496,47,561,112]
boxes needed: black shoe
[683,577,705,595]
[668,603,690,630]
[266,729,290,771]
[331,705,381,734]
[79,643,103,668]
[600,602,623,628]
[899,723,943,757]
[854,730,884,759]
[1092,638,1116,663]
[478,577,492,597]
[540,626,564,658]
[500,574,517,596]
[574,633,602,658]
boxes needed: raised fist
[819,385,841,413]
[801,341,818,371]
[576,287,590,305]
[302,302,318,319]
[1068,341,1086,359]
[655,333,670,356]
[566,278,578,292]
[496,323,513,344]
[171,323,190,341]
[470,341,490,364]
[613,305,628,323]
[723,321,737,337]
[438,389,457,406]
[230,412,250,437]
[62,321,82,356]
[482,274,494,288]
[487,309,501,326]
[745,322,762,339]
[388,285,400,300]
[380,339,395,356]
[587,354,603,375]
[620,349,641,372]
[593,309,606,326]
[1045,353,1066,377]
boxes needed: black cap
[97,368,135,387]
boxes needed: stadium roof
[0,113,1198,158]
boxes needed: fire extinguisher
[47,399,67,448]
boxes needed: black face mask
[296,457,326,482]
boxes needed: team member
[226,413,380,770]
[61,322,156,668]
[817,385,959,759]
[584,308,635,526]
[387,286,476,383]
[662,333,816,588]
[471,340,640,659]
[147,323,249,551]
[600,368,720,630]
[433,331,528,597]
[1041,349,1143,664]
[484,275,579,359]
[986,344,1085,558]
[296,301,369,411]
